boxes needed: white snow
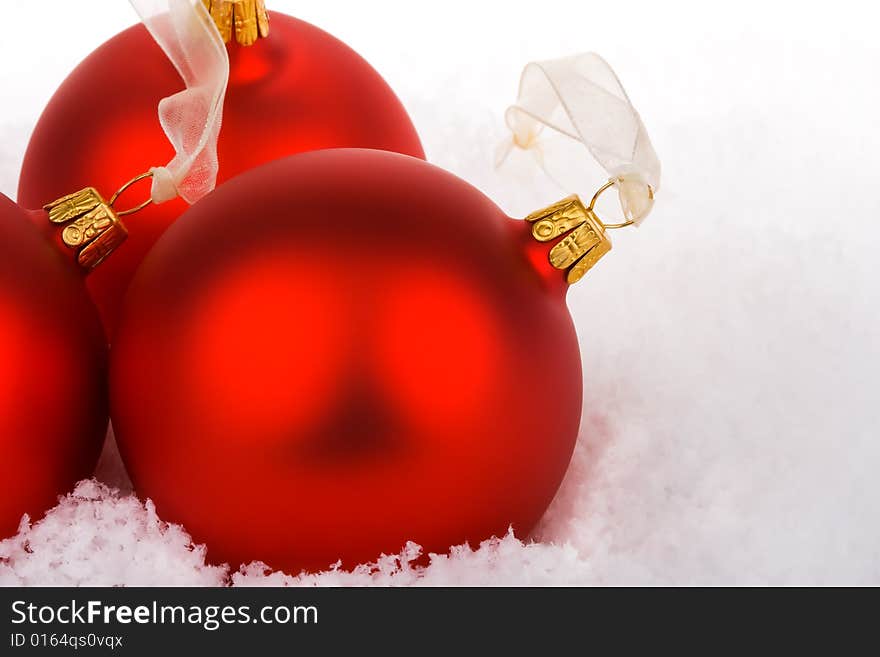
[1,0,878,586]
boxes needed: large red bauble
[111,149,582,573]
[0,195,108,538]
[18,12,425,336]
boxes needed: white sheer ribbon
[498,53,660,225]
[129,0,229,204]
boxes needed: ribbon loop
[501,53,660,226]
[129,0,229,205]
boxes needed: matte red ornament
[0,195,108,538]
[18,12,425,336]
[110,149,582,573]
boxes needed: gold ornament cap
[526,195,610,284]
[525,179,654,284]
[43,173,155,271]
[45,189,127,271]
[204,0,270,45]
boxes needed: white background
[1,1,879,584]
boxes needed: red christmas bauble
[19,12,425,336]
[0,195,108,538]
[111,149,582,572]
